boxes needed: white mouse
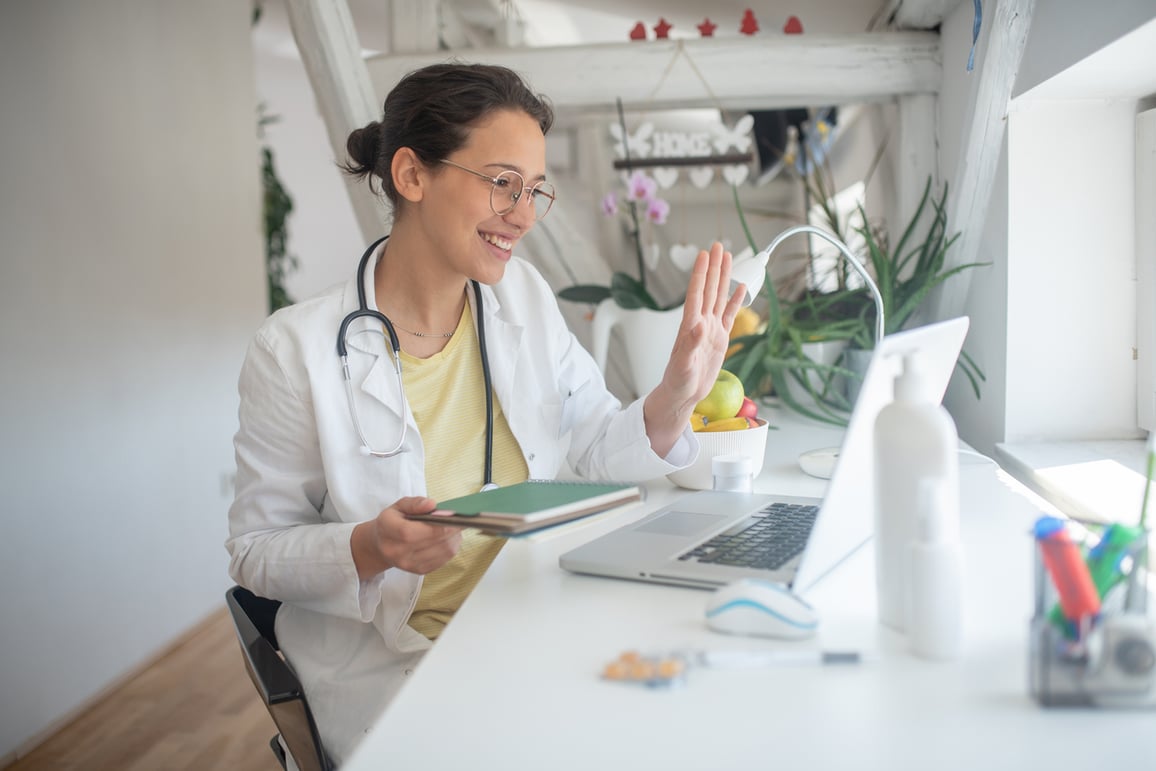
[704,578,819,640]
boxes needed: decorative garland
[628,11,804,41]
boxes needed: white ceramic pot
[590,299,682,397]
[778,339,848,407]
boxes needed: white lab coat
[226,245,695,764]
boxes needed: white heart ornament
[722,164,749,187]
[669,243,700,271]
[644,243,661,271]
[689,166,713,189]
[652,167,678,189]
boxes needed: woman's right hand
[351,497,462,579]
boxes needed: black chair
[225,585,334,771]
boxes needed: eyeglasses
[439,159,556,220]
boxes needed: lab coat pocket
[559,380,590,438]
[540,398,564,441]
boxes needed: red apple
[736,396,758,419]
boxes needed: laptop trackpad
[634,511,726,537]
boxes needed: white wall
[0,1,265,759]
[940,0,1156,453]
[1006,99,1141,441]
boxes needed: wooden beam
[367,33,942,114]
[285,0,389,241]
[938,0,1035,320]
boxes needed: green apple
[695,369,745,421]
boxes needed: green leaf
[610,271,660,310]
[558,285,612,304]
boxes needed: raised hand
[643,242,745,456]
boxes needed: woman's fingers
[699,243,723,316]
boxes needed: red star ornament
[740,9,759,35]
[784,15,804,34]
[654,18,672,39]
[629,21,647,41]
[697,18,717,37]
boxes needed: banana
[689,412,709,431]
[700,416,755,432]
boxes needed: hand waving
[643,242,745,455]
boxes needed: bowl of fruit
[667,369,769,491]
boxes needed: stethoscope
[337,236,498,491]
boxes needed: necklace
[391,321,455,338]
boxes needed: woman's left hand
[643,242,745,456]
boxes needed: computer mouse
[704,578,819,640]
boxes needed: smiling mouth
[481,231,513,251]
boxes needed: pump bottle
[873,353,960,632]
[908,482,964,659]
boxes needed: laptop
[560,316,970,596]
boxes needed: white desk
[344,407,1154,771]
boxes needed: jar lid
[712,454,753,476]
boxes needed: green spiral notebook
[405,479,643,535]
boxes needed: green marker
[1085,523,1146,597]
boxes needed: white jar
[712,454,754,493]
[873,353,960,631]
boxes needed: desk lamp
[730,224,886,478]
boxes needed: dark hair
[341,62,554,209]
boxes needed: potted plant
[557,169,679,310]
[726,176,987,425]
[557,168,688,396]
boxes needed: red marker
[1034,516,1100,627]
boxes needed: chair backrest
[225,585,334,771]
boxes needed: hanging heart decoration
[652,167,679,189]
[644,243,662,271]
[669,243,701,271]
[688,166,713,189]
[722,164,749,187]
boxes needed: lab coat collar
[338,242,407,422]
[341,242,526,424]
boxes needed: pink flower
[626,170,658,203]
[646,197,670,225]
[600,191,619,217]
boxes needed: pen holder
[1029,523,1156,708]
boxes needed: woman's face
[421,108,548,285]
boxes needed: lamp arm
[760,224,886,344]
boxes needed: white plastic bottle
[907,482,964,659]
[872,353,960,632]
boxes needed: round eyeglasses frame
[439,159,556,220]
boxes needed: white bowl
[668,418,769,490]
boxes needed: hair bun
[345,121,382,175]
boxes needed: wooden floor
[6,609,281,771]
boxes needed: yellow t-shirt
[404,304,529,639]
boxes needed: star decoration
[654,17,672,39]
[697,18,717,37]
[740,9,759,35]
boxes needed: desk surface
[344,407,1154,771]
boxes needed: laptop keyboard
[677,501,820,571]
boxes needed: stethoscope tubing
[337,236,495,488]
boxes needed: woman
[226,62,744,764]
